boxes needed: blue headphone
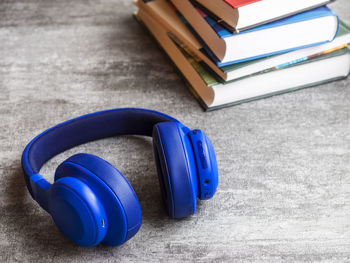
[21,108,218,247]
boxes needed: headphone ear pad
[55,153,142,246]
[152,122,198,218]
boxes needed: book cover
[186,44,349,87]
[189,46,350,110]
[221,20,350,73]
[200,6,337,39]
[224,0,260,8]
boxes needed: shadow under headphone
[21,108,218,247]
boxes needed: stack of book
[134,0,350,110]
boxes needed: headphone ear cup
[152,122,199,218]
[49,176,108,247]
[55,153,142,246]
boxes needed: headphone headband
[22,108,177,207]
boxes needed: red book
[224,0,260,9]
[190,0,334,33]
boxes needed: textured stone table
[0,0,349,262]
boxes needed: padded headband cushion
[152,122,198,218]
[22,109,177,199]
[55,153,142,245]
[26,109,176,175]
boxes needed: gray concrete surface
[0,0,350,262]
